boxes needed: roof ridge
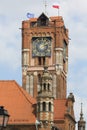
[14,81,36,104]
[0,80,15,82]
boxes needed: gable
[37,13,49,26]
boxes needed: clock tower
[22,13,69,99]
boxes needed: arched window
[38,102,40,112]
[44,83,46,90]
[48,83,50,90]
[49,102,51,111]
[43,102,46,111]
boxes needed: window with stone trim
[43,102,46,111]
[37,102,40,112]
[48,83,50,91]
[38,57,46,65]
[49,102,51,111]
[43,83,46,91]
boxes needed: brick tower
[22,13,69,99]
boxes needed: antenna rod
[43,0,47,14]
[45,0,47,14]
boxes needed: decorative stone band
[54,48,63,51]
[22,49,30,52]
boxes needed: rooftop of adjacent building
[0,80,36,125]
[0,80,68,125]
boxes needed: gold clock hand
[40,44,45,49]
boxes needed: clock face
[32,37,51,57]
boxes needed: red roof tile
[54,99,67,120]
[0,80,36,125]
[0,80,67,124]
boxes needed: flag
[52,3,60,9]
[27,13,34,18]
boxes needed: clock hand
[40,44,45,49]
[39,42,48,50]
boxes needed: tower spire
[43,0,47,14]
[78,103,86,130]
[80,103,83,121]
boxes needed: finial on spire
[45,0,47,14]
[80,103,83,121]
[43,0,48,15]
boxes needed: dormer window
[41,18,46,26]
[37,13,49,26]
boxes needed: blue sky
[0,0,87,128]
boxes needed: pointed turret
[78,103,86,130]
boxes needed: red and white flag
[52,3,60,9]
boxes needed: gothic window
[44,83,46,91]
[38,102,40,112]
[43,57,45,65]
[38,57,46,65]
[48,83,50,91]
[38,74,41,84]
[49,102,51,111]
[63,40,67,61]
[43,102,46,111]
[38,74,41,92]
[38,57,41,65]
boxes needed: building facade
[21,13,76,130]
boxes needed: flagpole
[52,3,60,16]
[58,9,59,16]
